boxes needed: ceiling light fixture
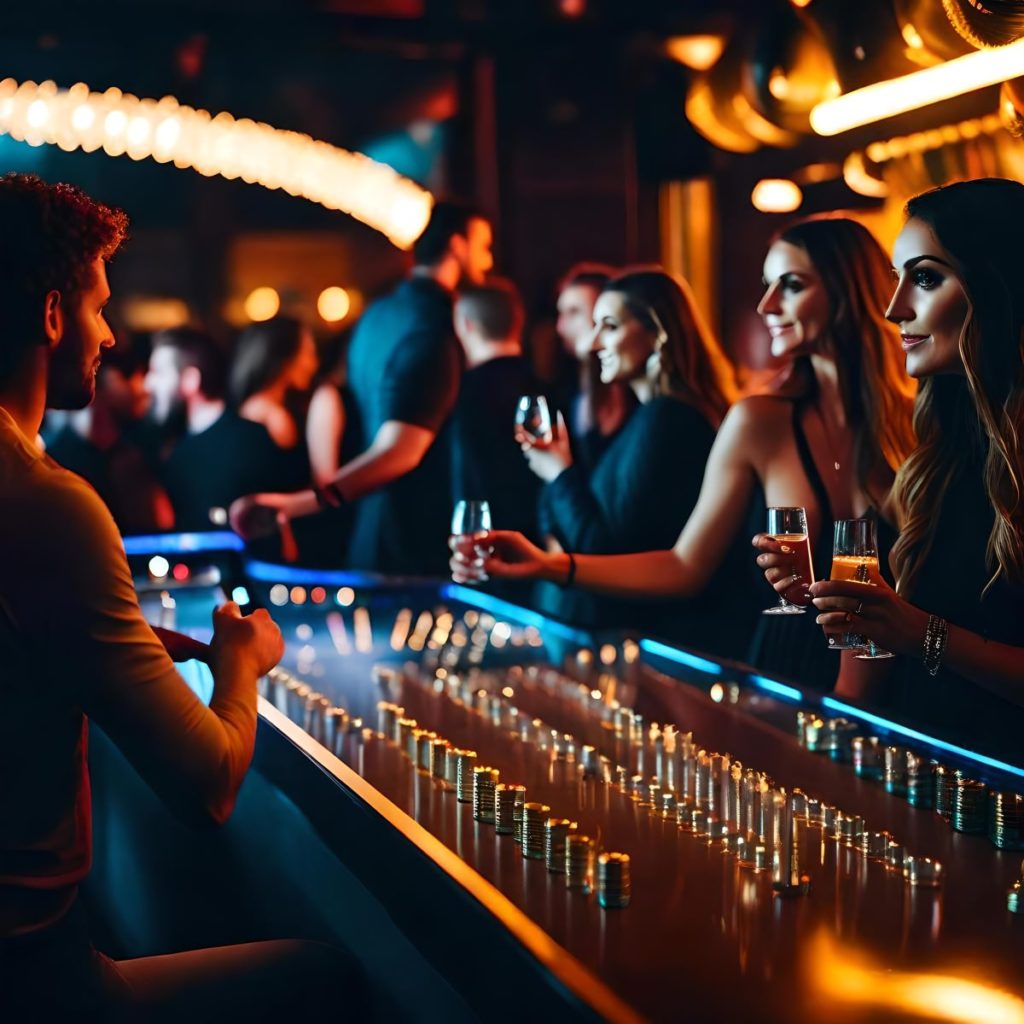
[810,36,1024,135]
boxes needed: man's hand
[210,602,284,677]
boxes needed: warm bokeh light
[120,296,190,332]
[811,38,1024,135]
[317,286,351,323]
[0,78,433,247]
[751,178,803,212]
[806,931,1024,1023]
[842,152,890,198]
[243,286,280,322]
[665,35,726,72]
[685,77,760,153]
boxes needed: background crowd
[39,187,1024,765]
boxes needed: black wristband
[314,482,346,509]
[563,552,577,588]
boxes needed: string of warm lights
[0,78,434,249]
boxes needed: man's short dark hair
[152,326,228,400]
[412,200,486,267]
[558,261,616,296]
[0,173,128,384]
[456,278,524,342]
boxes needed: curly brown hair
[0,172,128,382]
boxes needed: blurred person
[46,337,173,532]
[296,333,362,566]
[794,180,1024,759]
[230,315,318,453]
[0,172,358,1022]
[555,262,635,472]
[451,278,541,540]
[147,327,287,532]
[231,200,494,575]
[458,220,916,682]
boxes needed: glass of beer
[762,507,813,615]
[514,395,554,447]
[451,500,493,583]
[830,518,894,659]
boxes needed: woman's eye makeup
[912,266,943,289]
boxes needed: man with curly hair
[0,174,355,1019]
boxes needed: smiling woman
[809,178,1024,762]
[457,220,917,683]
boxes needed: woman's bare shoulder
[724,394,793,434]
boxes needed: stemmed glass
[830,518,894,660]
[762,507,814,615]
[450,500,493,584]
[514,395,554,446]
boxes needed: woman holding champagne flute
[454,218,916,680]
[503,268,740,644]
[801,180,1024,758]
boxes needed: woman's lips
[901,334,928,351]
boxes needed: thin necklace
[813,402,847,475]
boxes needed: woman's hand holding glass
[449,500,493,584]
[752,534,815,608]
[753,507,814,614]
[515,395,572,483]
[810,575,929,660]
[450,529,555,585]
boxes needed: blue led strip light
[821,696,1024,780]
[638,639,722,676]
[123,531,244,555]
[441,584,594,646]
[749,675,804,703]
[244,560,381,588]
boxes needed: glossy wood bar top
[255,592,1024,1024]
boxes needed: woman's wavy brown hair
[774,217,917,506]
[604,268,737,427]
[889,179,1024,596]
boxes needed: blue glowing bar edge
[639,639,722,676]
[123,531,244,555]
[749,675,804,702]
[441,584,593,645]
[821,696,1024,779]
[244,560,379,588]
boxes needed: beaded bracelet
[923,614,949,677]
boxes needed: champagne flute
[450,500,493,583]
[514,395,553,447]
[830,518,894,660]
[762,507,813,615]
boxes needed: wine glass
[762,507,813,615]
[830,518,893,660]
[451,500,493,583]
[514,395,553,447]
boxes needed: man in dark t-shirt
[145,328,285,531]
[230,202,495,576]
[452,278,541,541]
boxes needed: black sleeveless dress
[746,399,897,692]
[880,457,1024,764]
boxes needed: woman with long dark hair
[457,219,916,679]
[511,267,739,645]
[805,179,1024,757]
[231,317,318,451]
